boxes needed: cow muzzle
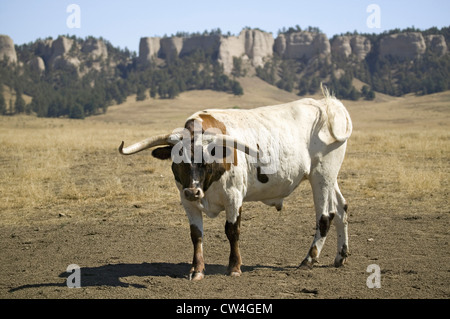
[183,187,204,201]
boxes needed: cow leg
[300,173,336,269]
[333,183,349,267]
[186,209,205,281]
[225,206,242,277]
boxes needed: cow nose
[183,187,204,201]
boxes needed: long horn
[119,133,176,155]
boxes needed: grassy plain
[0,77,449,298]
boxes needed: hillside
[87,76,300,125]
[0,25,449,119]
[88,76,450,133]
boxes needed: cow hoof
[334,257,347,268]
[298,259,314,270]
[189,271,205,281]
[228,271,242,277]
[334,246,349,267]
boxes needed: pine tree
[136,85,146,101]
[366,89,375,100]
[232,57,243,78]
[69,103,85,119]
[167,82,179,99]
[0,92,5,115]
[149,84,157,98]
[14,90,26,114]
[231,81,243,96]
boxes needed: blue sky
[0,0,449,53]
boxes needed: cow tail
[320,83,353,143]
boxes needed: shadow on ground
[9,262,295,292]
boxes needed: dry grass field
[0,77,449,299]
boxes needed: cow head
[119,115,260,202]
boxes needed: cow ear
[152,146,173,160]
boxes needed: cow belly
[243,172,305,202]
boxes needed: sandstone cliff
[425,34,447,56]
[30,36,110,75]
[138,37,161,64]
[380,32,426,59]
[35,39,53,62]
[138,28,447,74]
[138,29,274,73]
[0,35,18,64]
[49,37,78,70]
[159,36,184,59]
[180,35,221,57]
[27,56,45,74]
[274,31,330,60]
[218,29,274,73]
[350,35,371,60]
[331,36,352,58]
[82,38,108,60]
[331,35,371,60]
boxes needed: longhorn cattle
[119,86,352,281]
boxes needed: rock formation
[379,32,426,59]
[27,56,45,74]
[217,35,246,73]
[330,35,371,60]
[425,34,447,56]
[331,36,352,58]
[350,35,371,60]
[33,36,109,74]
[49,37,74,62]
[137,28,448,72]
[82,38,108,60]
[0,35,17,64]
[48,36,81,71]
[35,39,53,63]
[3,28,447,82]
[138,29,274,73]
[180,35,221,57]
[274,31,331,60]
[159,37,184,59]
[242,29,274,68]
[138,37,161,64]
[218,29,274,73]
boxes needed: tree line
[0,35,243,119]
[1,26,448,118]
[256,26,449,100]
[134,50,243,101]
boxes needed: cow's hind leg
[225,206,242,277]
[300,172,339,269]
[333,183,349,267]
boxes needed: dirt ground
[0,83,449,299]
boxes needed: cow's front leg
[189,224,205,281]
[225,206,242,277]
[186,209,205,281]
